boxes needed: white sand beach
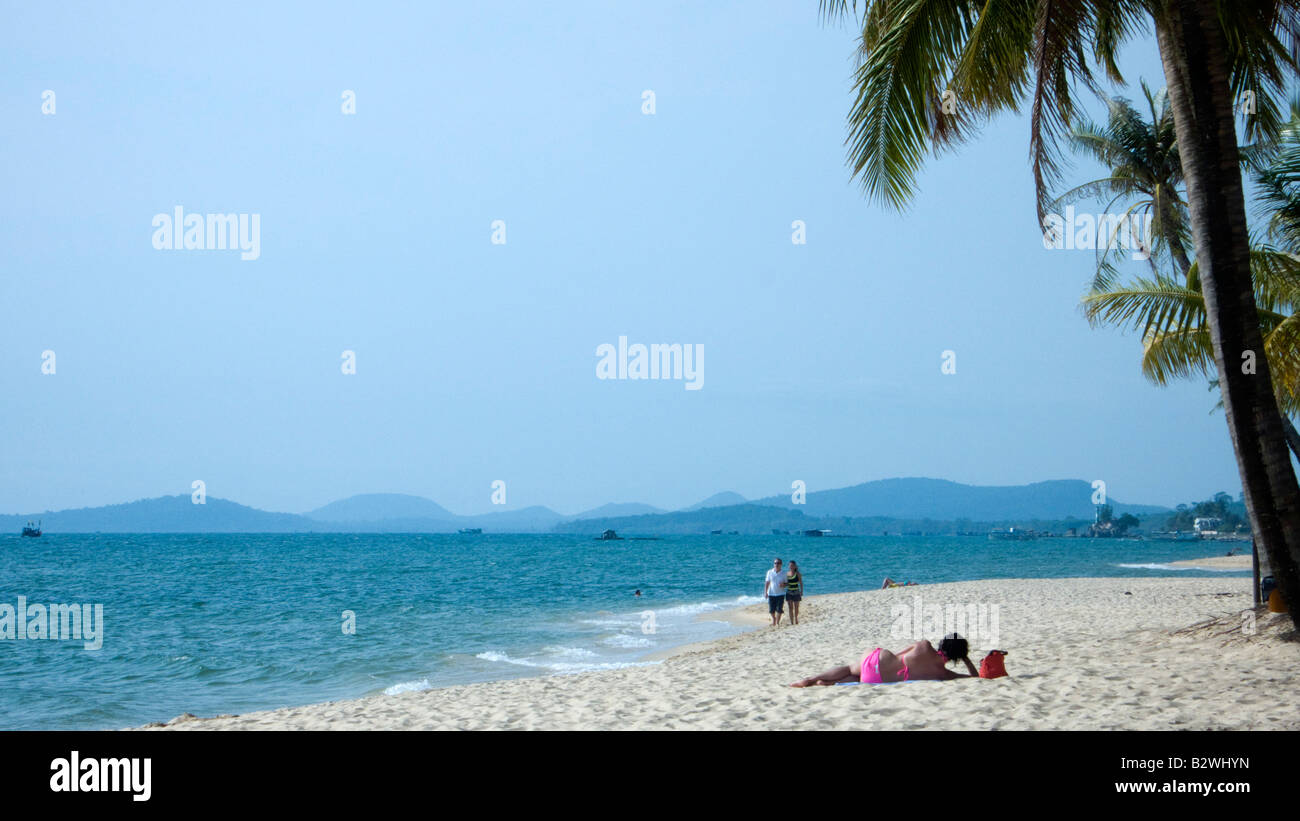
[140,577,1299,731]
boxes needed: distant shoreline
[1167,554,1252,570]
[1,479,1182,537]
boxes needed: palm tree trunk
[1283,415,1300,464]
[1167,229,1193,280]
[1160,184,1193,278]
[1154,0,1300,630]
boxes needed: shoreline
[136,575,1300,731]
[1167,554,1252,570]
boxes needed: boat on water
[21,520,42,537]
[803,529,830,537]
[597,529,624,541]
[988,527,1037,541]
[457,528,482,535]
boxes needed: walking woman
[785,560,804,625]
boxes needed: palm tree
[1050,81,1191,283]
[820,0,1300,629]
[1081,250,1300,457]
[1066,85,1300,457]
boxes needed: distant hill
[569,502,667,520]
[0,494,566,534]
[551,504,1112,537]
[0,496,314,533]
[751,478,1165,520]
[306,493,456,523]
[554,504,819,536]
[459,505,567,531]
[681,491,747,511]
[304,495,566,532]
[1,478,1172,534]
[303,494,567,532]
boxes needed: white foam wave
[383,678,432,695]
[540,645,599,659]
[601,634,654,649]
[475,650,653,674]
[1116,562,1246,573]
[660,595,764,619]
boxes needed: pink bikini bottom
[861,647,909,683]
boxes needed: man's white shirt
[765,568,788,596]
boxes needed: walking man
[764,557,788,627]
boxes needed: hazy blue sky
[1,2,1249,516]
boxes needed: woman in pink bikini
[790,634,979,686]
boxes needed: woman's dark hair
[938,633,968,662]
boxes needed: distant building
[1194,517,1222,535]
[1086,520,1116,538]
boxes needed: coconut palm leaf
[840,1,984,208]
[1052,81,1191,279]
[1143,326,1215,383]
[820,1,1295,215]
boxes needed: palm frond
[1142,327,1215,385]
[1081,276,1206,341]
[1028,0,1099,222]
[842,0,984,208]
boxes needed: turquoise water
[0,533,1248,730]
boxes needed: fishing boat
[597,529,624,541]
[21,520,41,537]
[457,528,482,535]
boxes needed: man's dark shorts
[768,594,785,614]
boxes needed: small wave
[1116,562,1246,573]
[658,594,763,617]
[579,617,639,627]
[540,645,598,660]
[383,679,432,695]
[601,634,653,649]
[475,650,652,674]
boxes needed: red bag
[979,650,1008,678]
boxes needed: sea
[0,532,1251,730]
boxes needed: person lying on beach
[880,577,917,589]
[790,634,979,686]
